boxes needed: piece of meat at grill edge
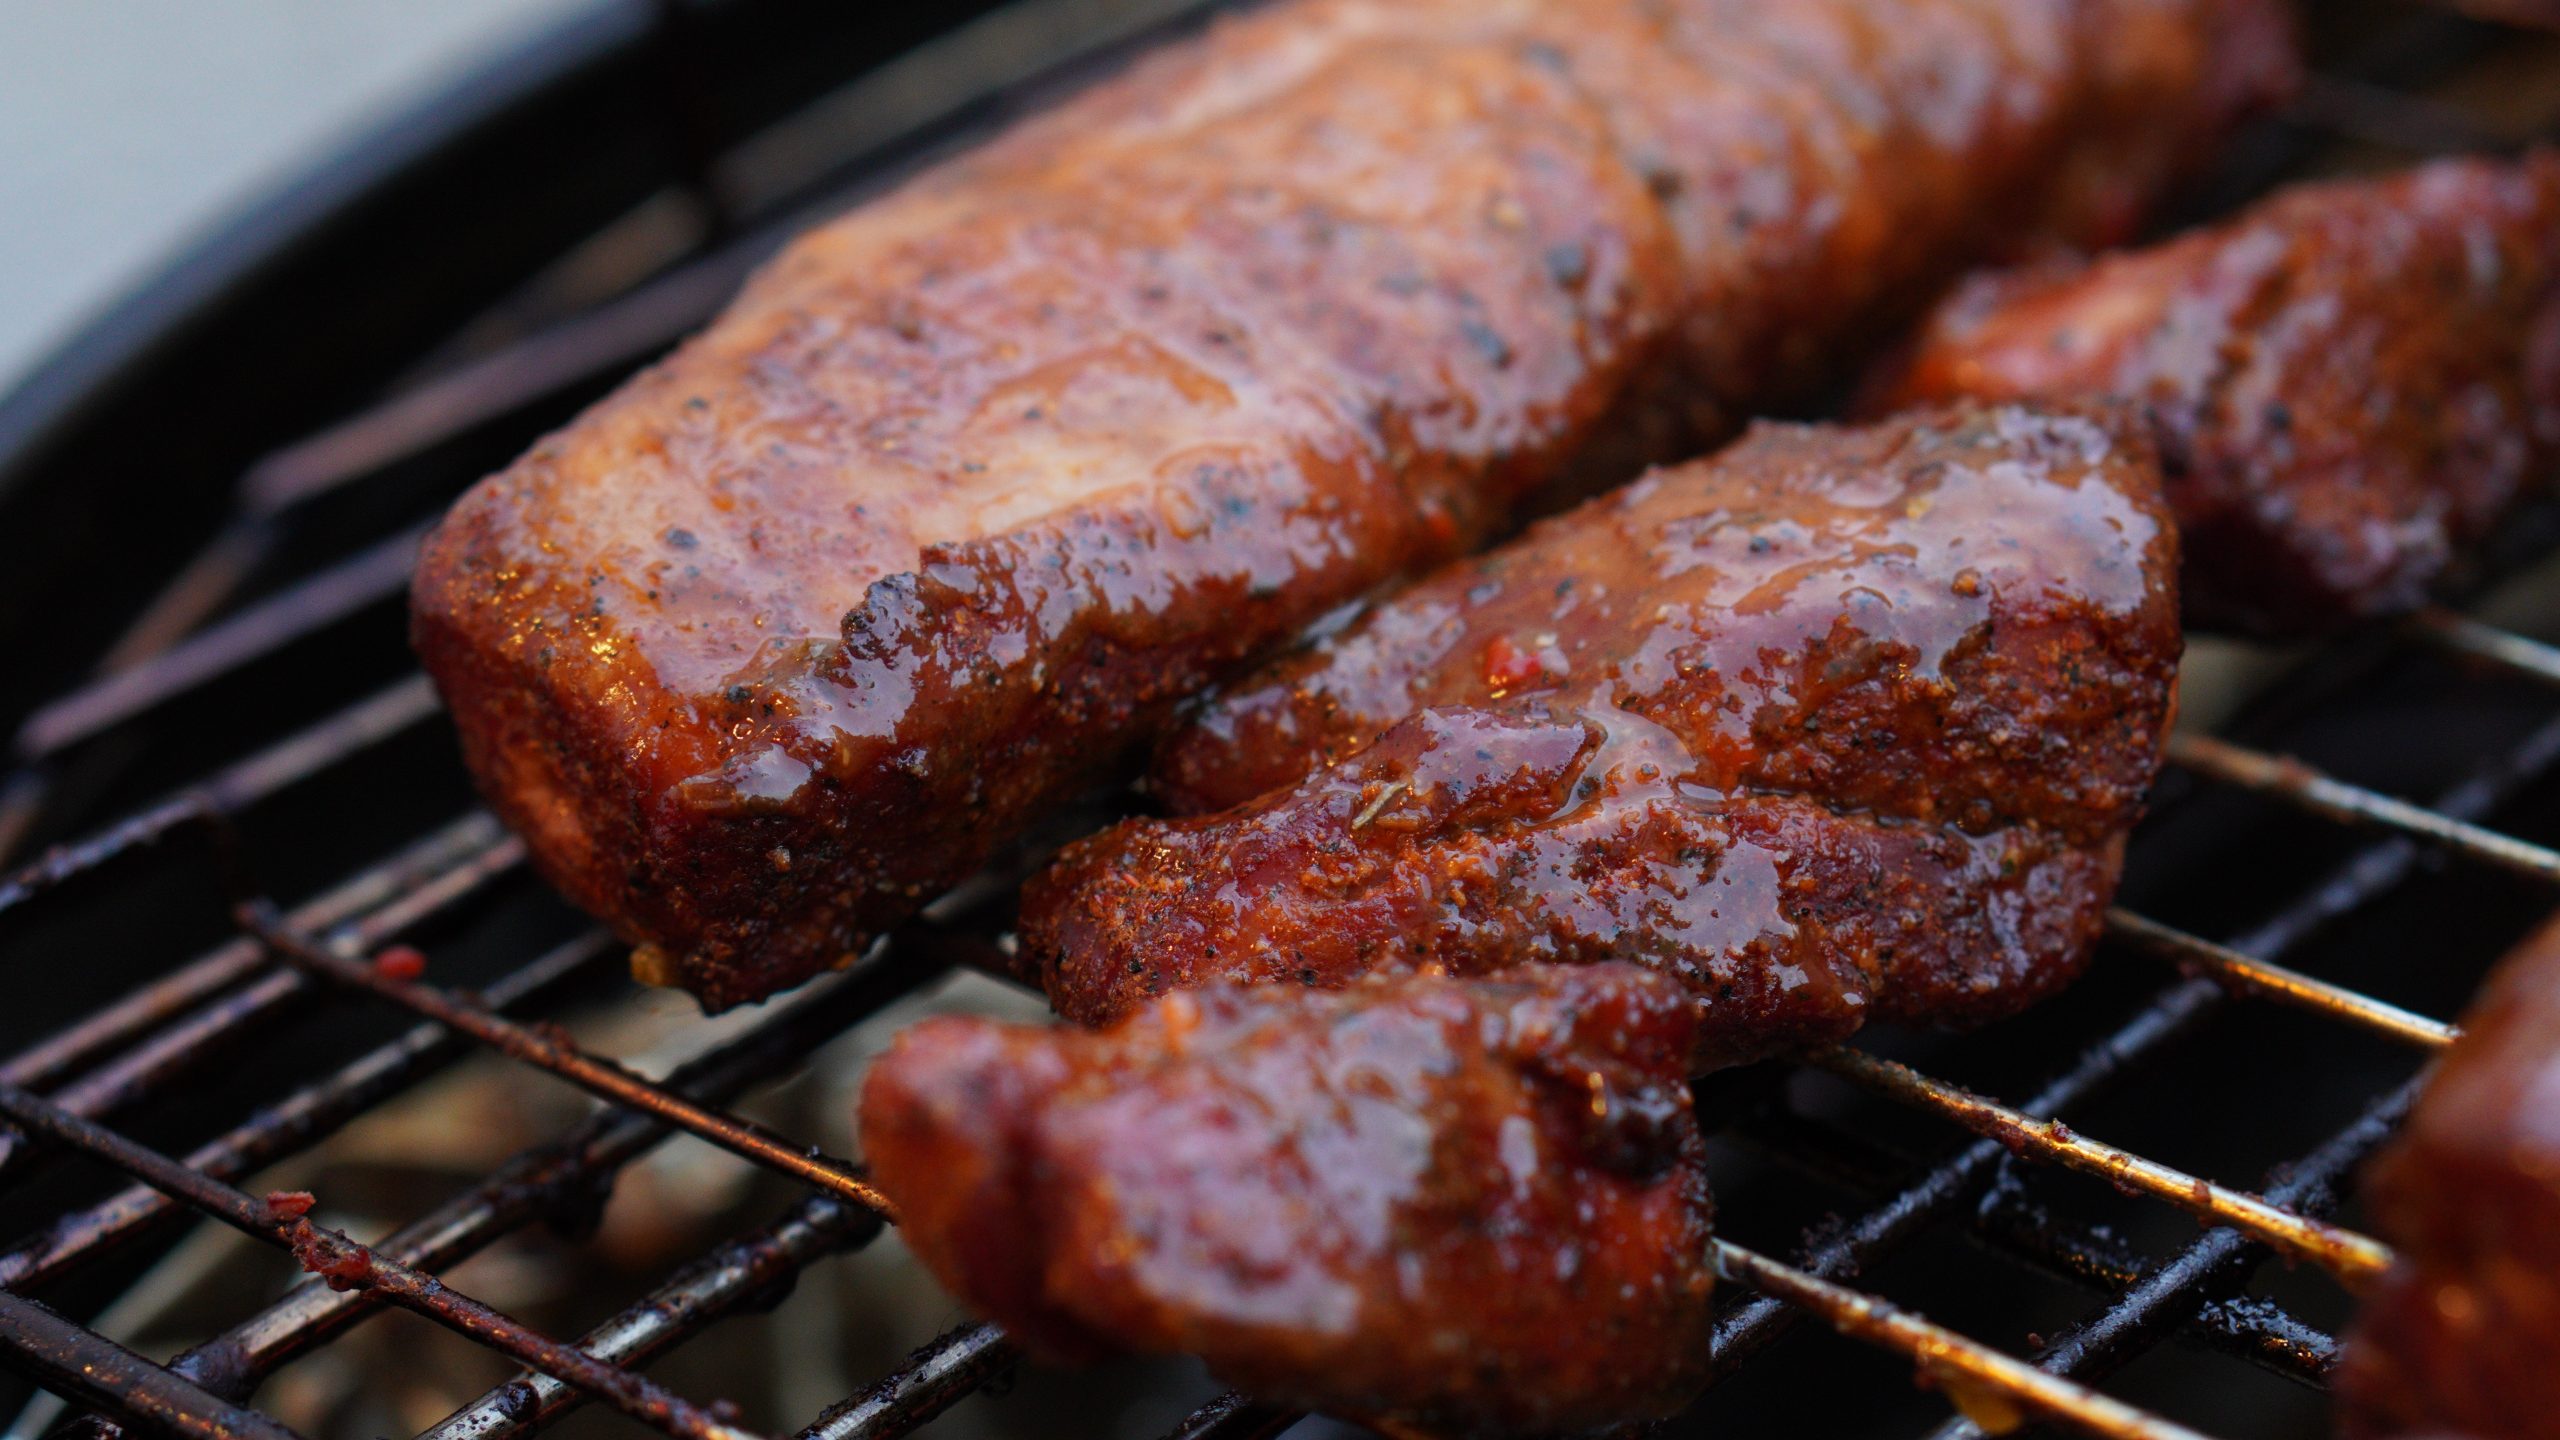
[410,0,2292,1010]
[1869,152,2560,637]
[1030,404,2179,1062]
[2334,914,2560,1440]
[858,962,1716,1435]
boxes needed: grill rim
[0,0,649,499]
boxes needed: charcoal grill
[3,1,2559,1436]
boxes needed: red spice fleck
[372,945,428,983]
[286,1220,377,1292]
[263,1189,316,1222]
[1482,634,1542,692]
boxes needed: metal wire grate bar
[0,827,524,1182]
[1663,695,2560,1432]
[2413,605,2560,685]
[2103,909,2455,1049]
[13,530,429,765]
[1732,1101,2350,1386]
[1709,1242,2214,1440]
[0,930,613,1295]
[0,672,447,924]
[0,805,495,1094]
[792,1325,1013,1440]
[0,1079,759,1440]
[1805,1048,2393,1282]
[55,935,954,1440]
[1921,1078,2425,1440]
[2167,731,2560,882]
[233,903,896,1217]
[0,1289,306,1440]
[421,1194,884,1440]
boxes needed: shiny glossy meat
[1871,152,2560,635]
[1033,405,2179,1060]
[858,963,1715,1434]
[411,0,2289,1009]
[2336,916,2560,1440]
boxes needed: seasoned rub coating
[1035,405,2179,1058]
[2336,916,2560,1440]
[411,0,2290,1009]
[1871,153,2560,636]
[858,963,1715,1435]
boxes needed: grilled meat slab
[412,0,2289,1008]
[858,963,1714,1434]
[1871,152,2560,635]
[1031,405,2179,1060]
[2336,916,2560,1440]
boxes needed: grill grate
[2,2,2558,1437]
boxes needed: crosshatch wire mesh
[0,2,2558,1437]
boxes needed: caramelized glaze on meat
[1871,152,2560,635]
[411,0,2289,1009]
[2336,915,2560,1440]
[858,963,1715,1434]
[1031,405,2179,1057]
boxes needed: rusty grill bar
[0,2,2553,1438]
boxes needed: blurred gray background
[0,0,606,396]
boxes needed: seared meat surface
[2336,916,2560,1440]
[858,963,1715,1434]
[1032,405,2179,1060]
[413,0,2289,1008]
[1871,153,2560,635]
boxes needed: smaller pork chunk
[2335,915,2560,1440]
[857,964,1715,1435]
[1032,405,2179,1064]
[1870,153,2560,635]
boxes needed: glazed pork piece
[1871,153,2560,636]
[2335,916,2560,1440]
[1030,404,2180,1061]
[412,0,2291,1008]
[859,963,1715,1435]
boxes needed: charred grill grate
[1,2,2557,1437]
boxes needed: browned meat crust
[1030,405,2179,1060]
[2335,916,2560,1440]
[857,963,1715,1434]
[412,0,2289,1008]
[1869,152,2560,636]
